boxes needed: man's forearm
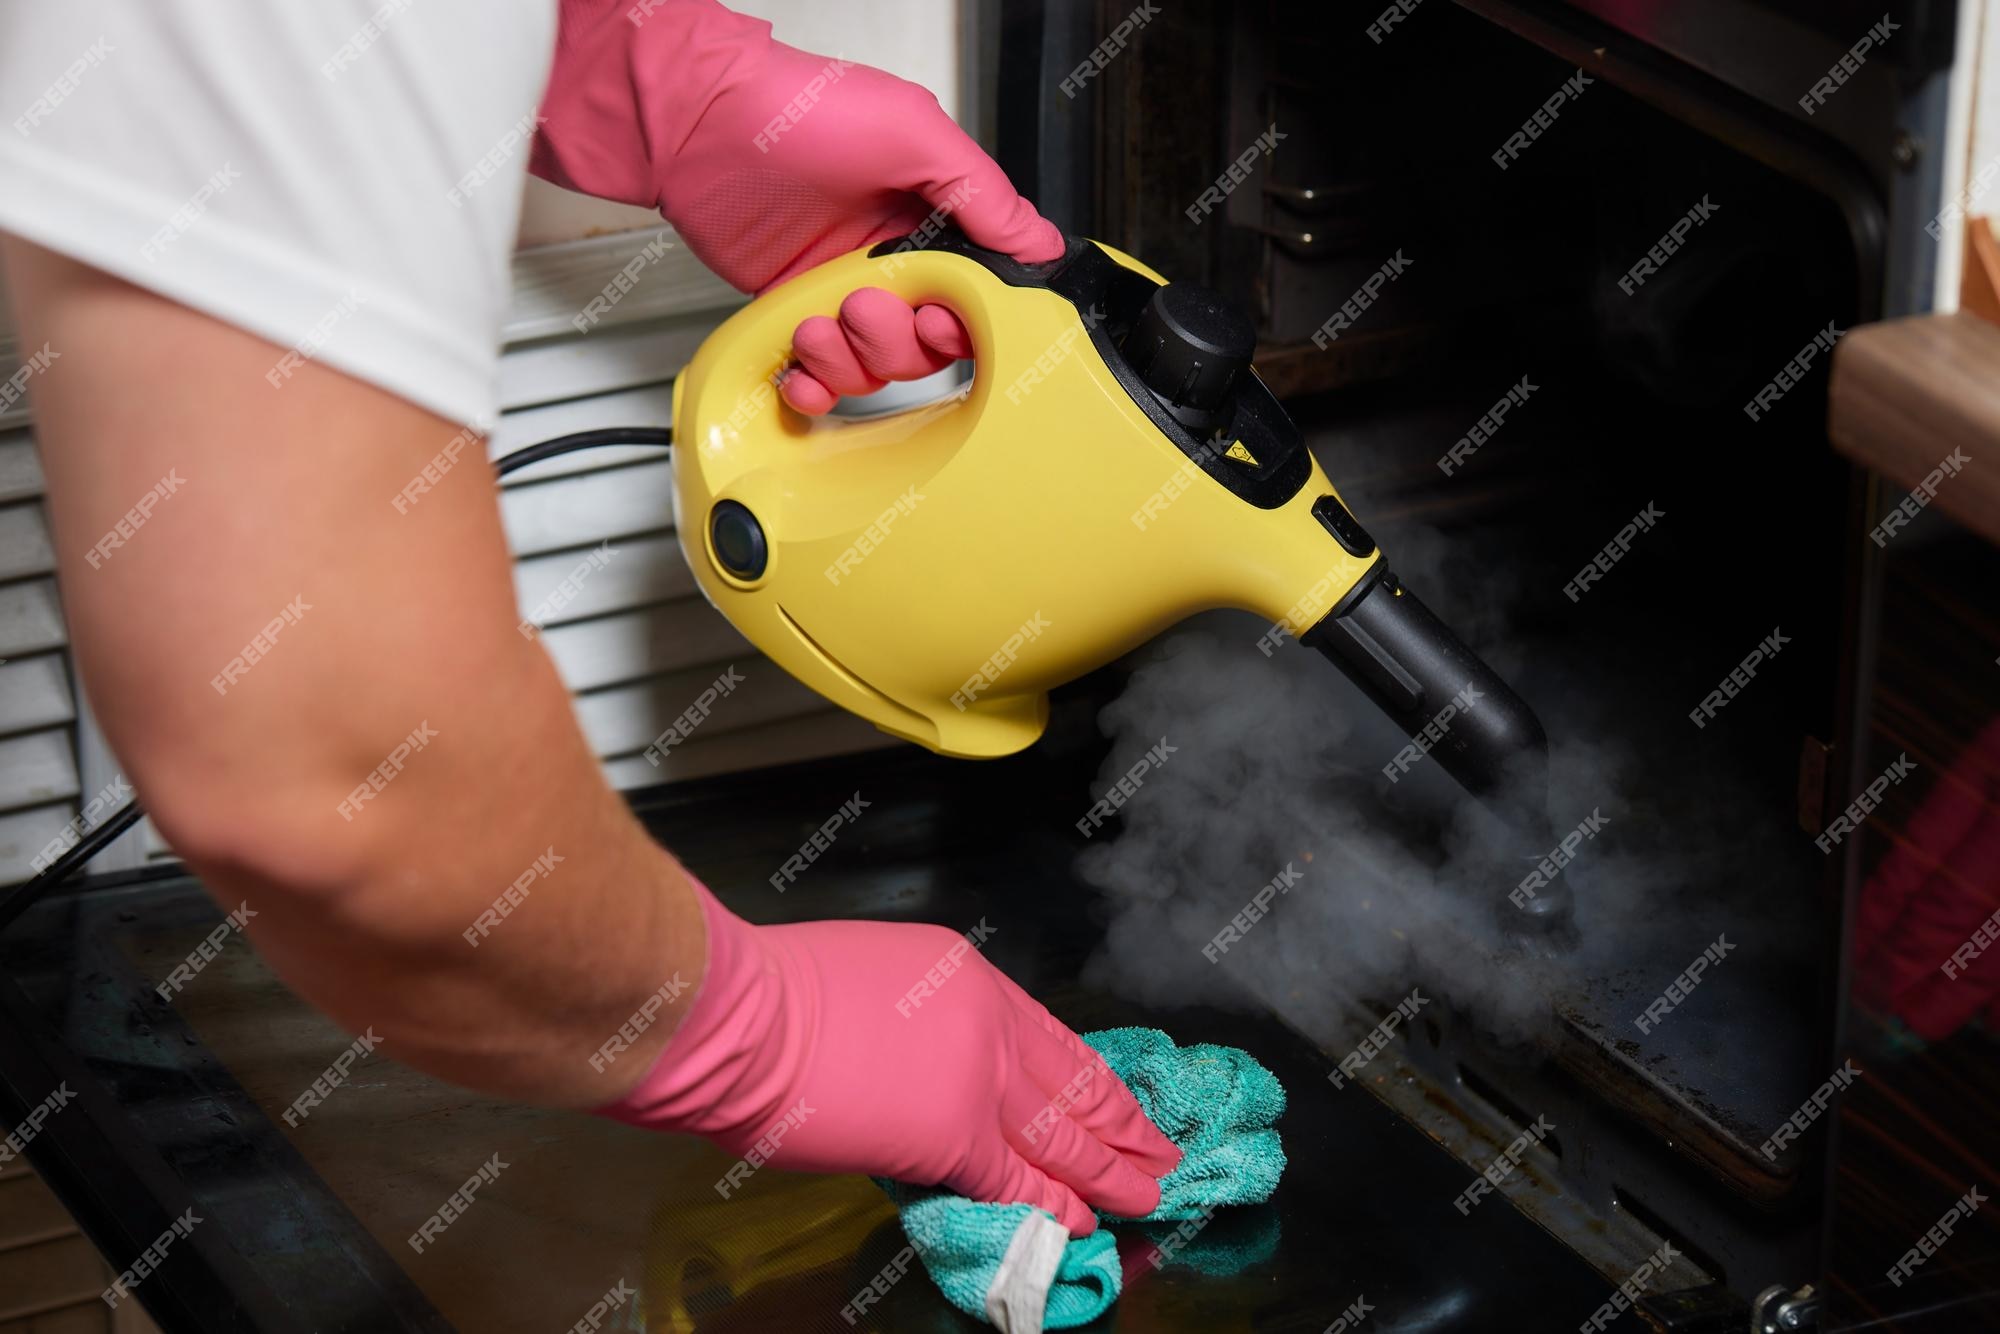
[188,648,709,1109]
[4,238,702,1109]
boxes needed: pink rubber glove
[532,0,1066,415]
[600,877,1180,1233]
[1853,717,2000,1040]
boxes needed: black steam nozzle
[1120,282,1256,424]
[1504,866,1579,952]
[1307,570,1547,804]
[1305,569,1575,942]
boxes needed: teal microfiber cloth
[876,1027,1286,1332]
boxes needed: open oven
[988,2,1988,1329]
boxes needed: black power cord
[0,425,673,929]
[490,426,670,478]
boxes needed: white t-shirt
[0,2,559,430]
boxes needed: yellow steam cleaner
[5,231,1561,936]
[671,230,1550,817]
